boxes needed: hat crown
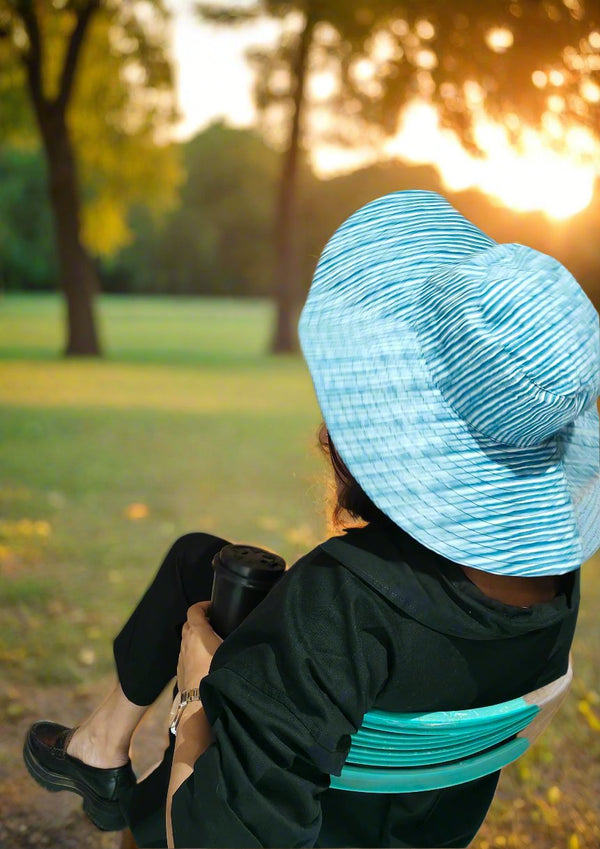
[415,244,600,447]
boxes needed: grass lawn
[0,292,598,848]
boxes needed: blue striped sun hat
[298,190,600,576]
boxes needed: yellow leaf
[125,502,149,520]
[578,699,600,731]
[5,702,25,719]
[4,685,22,700]
[81,193,131,256]
[569,834,580,849]
[587,690,599,705]
[78,648,96,666]
[547,785,561,805]
[34,520,51,536]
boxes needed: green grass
[0,292,598,847]
[0,292,279,365]
[0,292,326,684]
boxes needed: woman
[24,191,598,848]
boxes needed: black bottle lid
[212,543,286,587]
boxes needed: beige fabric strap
[517,654,573,745]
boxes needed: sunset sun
[313,100,597,221]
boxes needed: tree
[198,0,600,354]
[198,1,397,353]
[0,1,181,356]
[106,122,282,298]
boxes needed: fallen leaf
[578,699,600,731]
[5,702,24,719]
[34,520,51,536]
[547,785,561,805]
[78,648,96,666]
[125,502,149,520]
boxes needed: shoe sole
[23,734,127,832]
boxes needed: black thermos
[208,543,286,638]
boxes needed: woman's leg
[66,681,147,767]
[24,532,231,840]
[113,532,231,846]
[68,532,231,765]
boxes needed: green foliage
[69,7,183,255]
[105,122,283,295]
[0,146,57,290]
[0,0,182,257]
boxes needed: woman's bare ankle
[66,723,130,769]
[64,679,147,769]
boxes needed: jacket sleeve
[170,545,390,848]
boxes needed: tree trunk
[41,108,102,357]
[270,14,315,354]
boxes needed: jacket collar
[319,515,579,640]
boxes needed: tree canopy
[105,122,285,297]
[0,0,182,257]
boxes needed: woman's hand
[177,601,223,692]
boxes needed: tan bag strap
[517,653,573,745]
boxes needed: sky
[166,1,599,220]
[168,1,279,140]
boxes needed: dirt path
[0,678,173,849]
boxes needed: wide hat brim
[299,191,600,576]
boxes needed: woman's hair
[317,421,389,530]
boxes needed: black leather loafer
[23,721,136,831]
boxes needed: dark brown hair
[317,421,389,530]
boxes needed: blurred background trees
[0,0,181,355]
[104,121,282,297]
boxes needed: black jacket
[171,515,579,848]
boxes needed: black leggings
[113,532,232,847]
[114,532,231,706]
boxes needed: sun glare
[485,27,514,53]
[314,101,597,220]
[383,101,597,220]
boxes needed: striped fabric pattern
[298,191,600,576]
